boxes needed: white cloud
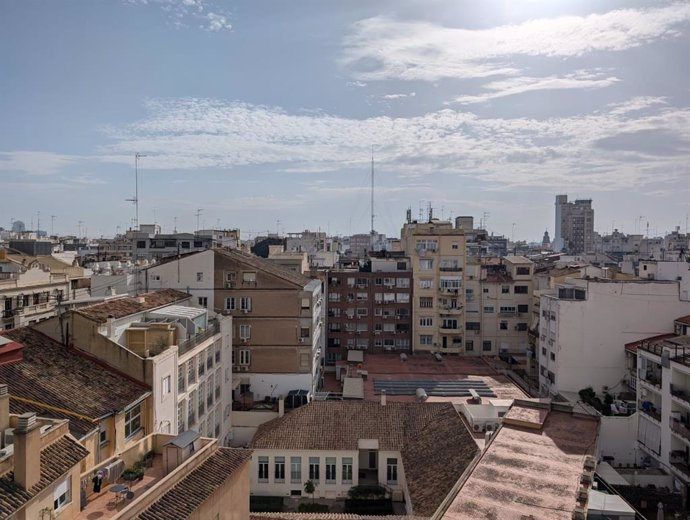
[0,151,79,176]
[452,71,619,104]
[607,96,667,116]
[127,0,232,31]
[206,12,231,32]
[383,92,416,100]
[341,4,690,81]
[346,81,367,88]
[96,96,690,192]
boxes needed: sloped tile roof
[676,315,690,326]
[138,448,252,520]
[215,248,312,287]
[9,399,97,439]
[0,435,89,518]
[251,515,428,520]
[0,328,150,421]
[251,401,478,517]
[75,288,190,323]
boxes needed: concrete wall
[230,410,279,447]
[539,280,690,395]
[599,414,639,467]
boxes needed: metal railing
[178,321,220,356]
[670,418,690,442]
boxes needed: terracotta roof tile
[251,401,478,517]
[676,315,690,326]
[251,515,428,520]
[0,328,150,421]
[75,288,191,323]
[138,448,252,520]
[0,435,89,518]
[9,399,97,439]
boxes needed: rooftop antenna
[370,146,375,253]
[427,202,433,222]
[173,216,177,234]
[36,211,41,234]
[78,220,84,238]
[195,209,203,233]
[126,153,146,231]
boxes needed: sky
[1,0,689,241]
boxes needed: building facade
[325,255,412,364]
[401,219,466,353]
[554,195,595,254]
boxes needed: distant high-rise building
[553,195,594,254]
[542,230,551,249]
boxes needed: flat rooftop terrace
[324,352,528,404]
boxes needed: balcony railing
[178,321,220,356]
[670,418,690,442]
[671,386,690,407]
[639,404,661,423]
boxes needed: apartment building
[538,276,690,398]
[401,219,466,353]
[0,328,153,470]
[33,289,234,446]
[554,194,595,254]
[464,256,534,357]
[325,254,412,364]
[633,317,690,494]
[144,249,325,400]
[249,399,477,516]
[0,398,90,520]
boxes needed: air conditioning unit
[583,456,596,471]
[577,488,589,503]
[580,471,593,485]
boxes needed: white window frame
[53,477,71,511]
[239,324,251,340]
[162,375,171,396]
[225,297,236,311]
[124,403,142,439]
[239,349,251,366]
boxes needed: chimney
[106,315,115,338]
[278,398,285,418]
[14,412,41,491]
[381,390,386,406]
[0,384,9,440]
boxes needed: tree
[304,479,316,503]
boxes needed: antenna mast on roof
[195,209,203,234]
[370,146,375,254]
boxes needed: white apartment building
[634,317,690,493]
[538,277,690,398]
[33,289,234,445]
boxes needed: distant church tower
[542,230,551,249]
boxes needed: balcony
[638,370,662,392]
[670,451,690,481]
[178,320,220,356]
[670,418,690,443]
[639,402,661,423]
[671,385,690,408]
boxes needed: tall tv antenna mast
[126,153,146,231]
[370,146,375,253]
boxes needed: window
[342,457,353,483]
[466,322,480,331]
[225,297,236,311]
[197,297,208,308]
[215,343,221,363]
[499,305,517,314]
[516,323,528,331]
[239,324,251,340]
[550,352,556,361]
[325,457,336,483]
[516,266,530,275]
[419,297,433,308]
[275,456,285,482]
[420,335,433,345]
[541,347,546,356]
[188,394,196,425]
[124,404,142,438]
[396,278,410,288]
[514,285,528,294]
[177,402,185,433]
[386,458,398,484]
[239,349,251,366]
[356,308,368,317]
[517,304,529,313]
[500,321,508,330]
[99,428,108,446]
[300,327,310,338]
[465,340,474,351]
[162,375,171,395]
[483,306,494,313]
[137,240,146,248]
[196,272,203,282]
[309,457,320,481]
[501,285,510,294]
[188,358,196,384]
[258,456,269,482]
[178,366,186,393]
[442,318,458,329]
[419,279,433,289]
[181,241,190,249]
[54,477,71,511]
[291,457,302,483]
[242,272,257,284]
[482,340,492,352]
[356,292,368,301]
[483,288,489,293]
[198,353,205,376]
[419,317,433,327]
[198,382,205,416]
[240,297,252,311]
[419,259,433,270]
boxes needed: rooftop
[75,288,191,323]
[137,448,252,520]
[0,435,89,518]
[441,402,599,520]
[0,328,150,432]
[216,248,313,288]
[677,315,690,326]
[252,401,478,517]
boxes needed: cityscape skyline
[1,1,689,239]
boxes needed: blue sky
[1,0,689,240]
